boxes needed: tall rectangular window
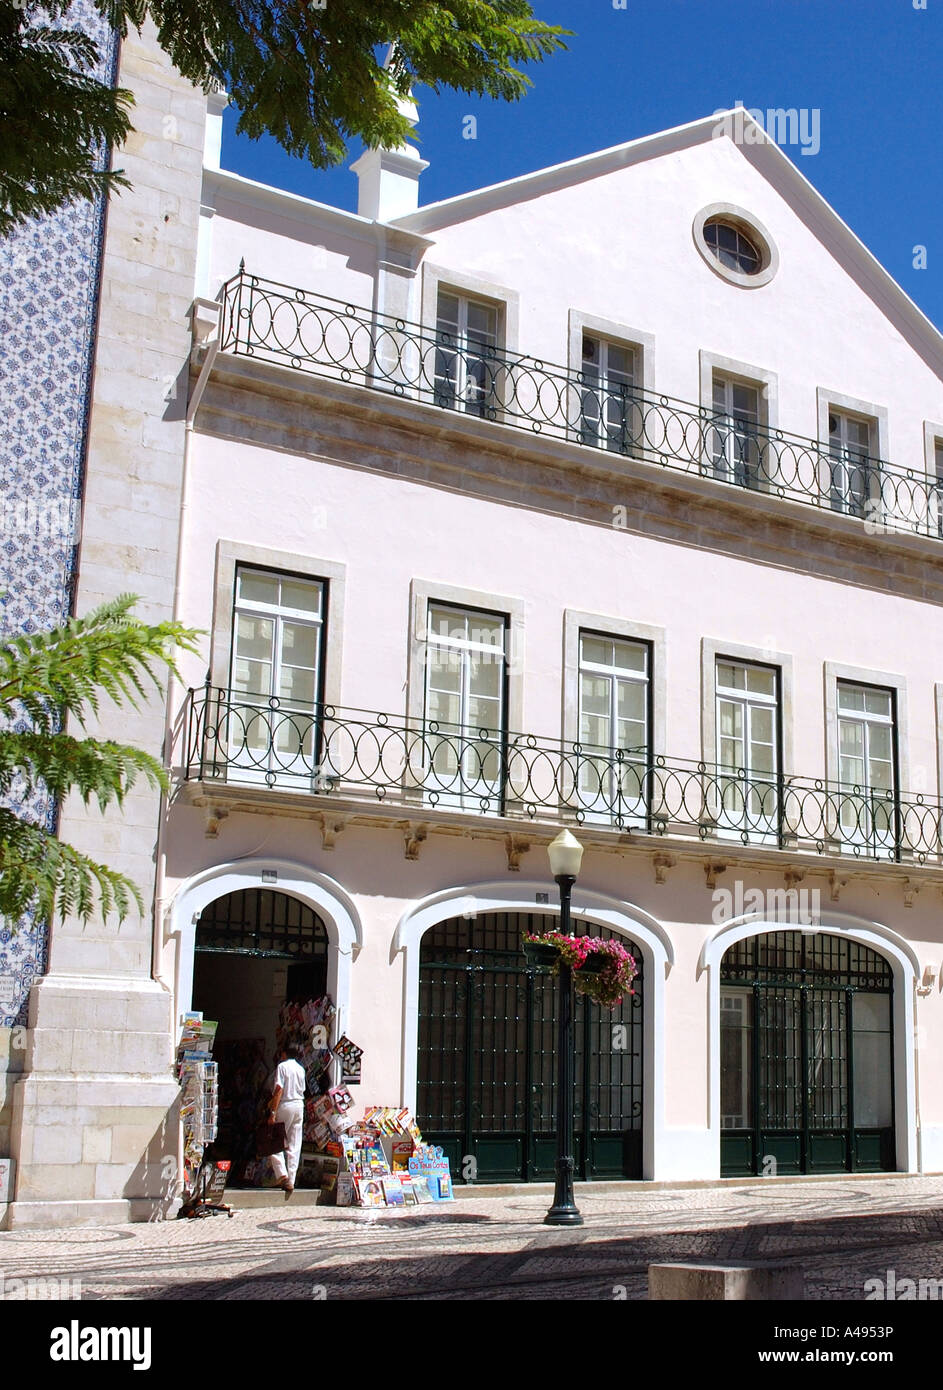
[828,409,876,517]
[709,374,764,489]
[577,632,650,822]
[836,681,897,851]
[579,336,640,453]
[423,602,507,805]
[715,659,780,838]
[934,438,943,538]
[229,568,326,778]
[434,291,500,417]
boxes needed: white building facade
[5,65,943,1224]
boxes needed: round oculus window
[703,218,761,275]
[692,205,778,287]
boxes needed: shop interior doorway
[191,887,329,1182]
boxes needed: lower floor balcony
[180,689,943,869]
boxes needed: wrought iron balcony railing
[182,687,943,867]
[214,266,943,538]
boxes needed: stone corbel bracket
[401,821,428,861]
[704,861,727,891]
[203,803,229,838]
[828,870,848,902]
[505,835,530,873]
[652,853,676,884]
[320,813,349,851]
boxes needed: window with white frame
[229,568,326,778]
[577,632,650,821]
[433,291,500,417]
[715,659,780,836]
[579,336,640,454]
[828,409,876,518]
[709,374,765,489]
[836,682,897,851]
[423,602,507,803]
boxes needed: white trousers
[269,1100,304,1186]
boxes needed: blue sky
[221,0,943,331]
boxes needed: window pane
[865,689,892,718]
[235,615,274,663]
[233,657,271,696]
[852,993,892,1127]
[469,654,501,700]
[279,666,317,705]
[838,684,865,713]
[581,674,610,717]
[746,667,775,696]
[617,680,646,724]
[466,300,497,343]
[281,622,318,668]
[436,293,460,331]
[716,662,742,690]
[468,614,505,649]
[238,571,278,606]
[581,635,612,667]
[612,639,646,673]
[428,605,465,642]
[720,991,753,1128]
[280,579,322,615]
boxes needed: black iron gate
[720,931,895,1176]
[416,912,643,1182]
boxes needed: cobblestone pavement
[2,1177,943,1301]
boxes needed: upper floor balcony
[208,266,943,541]
[180,685,943,872]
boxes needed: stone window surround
[563,609,667,755]
[923,420,943,474]
[419,262,521,357]
[210,539,346,707]
[701,638,795,773]
[406,578,526,735]
[817,388,890,465]
[567,310,657,395]
[825,662,909,795]
[699,350,780,434]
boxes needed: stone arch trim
[393,879,674,1181]
[699,910,919,1175]
[169,858,362,1042]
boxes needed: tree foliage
[0,595,201,927]
[1,0,569,234]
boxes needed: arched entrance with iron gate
[416,910,643,1183]
[719,930,895,1176]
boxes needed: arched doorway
[720,930,895,1176]
[416,911,643,1183]
[191,888,331,1172]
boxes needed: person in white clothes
[267,1044,306,1195]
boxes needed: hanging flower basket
[522,932,638,1008]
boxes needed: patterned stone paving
[1,1176,942,1300]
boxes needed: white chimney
[351,50,428,221]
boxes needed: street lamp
[545,829,584,1227]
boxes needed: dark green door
[417,912,643,1183]
[720,931,895,1177]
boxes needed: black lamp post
[545,828,585,1227]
